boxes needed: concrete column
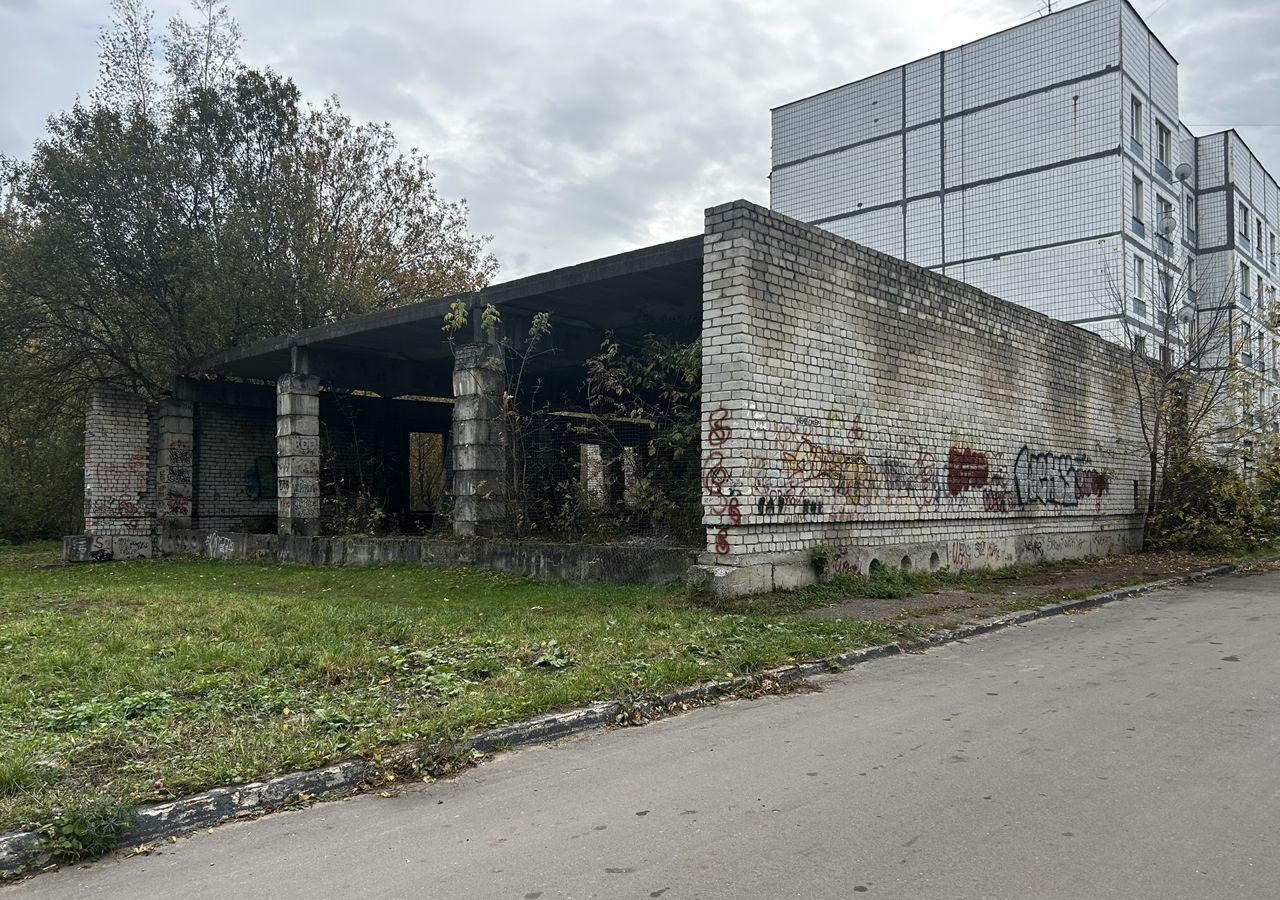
[276,374,321,536]
[68,386,155,561]
[155,399,194,531]
[450,343,506,537]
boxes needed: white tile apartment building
[770,0,1279,427]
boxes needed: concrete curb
[0,559,1253,879]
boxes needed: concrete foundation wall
[157,530,695,585]
[700,200,1148,594]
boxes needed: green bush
[1148,453,1277,553]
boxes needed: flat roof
[191,235,703,384]
[772,0,1176,114]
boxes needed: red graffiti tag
[946,447,990,497]
[703,450,729,496]
[707,408,732,447]
[715,529,730,555]
[726,496,742,525]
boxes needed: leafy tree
[0,0,497,539]
[1105,249,1262,549]
[0,0,496,400]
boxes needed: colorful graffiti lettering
[781,436,880,505]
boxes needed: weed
[40,795,133,863]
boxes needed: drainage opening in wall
[900,554,913,571]
[868,559,883,576]
[929,551,940,570]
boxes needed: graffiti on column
[703,408,741,555]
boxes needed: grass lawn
[0,544,891,837]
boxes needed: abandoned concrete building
[67,201,1149,594]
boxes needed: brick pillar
[156,399,194,531]
[276,374,321,536]
[450,343,506,537]
[71,386,155,561]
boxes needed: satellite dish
[1174,162,1194,182]
[1177,304,1196,326]
[1157,214,1177,238]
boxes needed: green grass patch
[0,546,892,837]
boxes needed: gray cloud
[1,0,1276,279]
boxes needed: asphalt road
[7,571,1279,900]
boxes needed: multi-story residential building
[769,0,1279,433]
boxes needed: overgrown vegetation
[438,303,702,544]
[1147,449,1278,553]
[0,0,495,542]
[0,544,891,838]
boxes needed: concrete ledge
[148,530,698,585]
[5,557,1257,881]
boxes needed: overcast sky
[2,0,1277,279]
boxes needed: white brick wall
[701,201,1145,585]
[82,387,155,559]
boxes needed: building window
[1160,273,1173,304]
[1134,256,1145,298]
[1130,96,1143,148]
[1156,122,1171,164]
[1238,202,1249,238]
[1132,334,1146,357]
[1241,262,1251,301]
[1131,177,1145,234]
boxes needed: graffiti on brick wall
[733,404,1116,523]
[946,447,988,497]
[89,497,148,518]
[703,408,739,555]
[92,453,148,495]
[949,539,1014,568]
[1013,446,1109,507]
[876,442,941,510]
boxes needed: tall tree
[1105,249,1272,548]
[0,0,496,399]
[0,0,497,539]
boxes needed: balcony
[1131,218,1146,238]
[1130,138,1144,158]
[1132,297,1147,318]
[1154,159,1174,183]
[1241,291,1253,309]
[1240,234,1253,254]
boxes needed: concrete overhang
[190,235,703,390]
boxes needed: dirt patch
[802,552,1260,630]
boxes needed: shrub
[1148,453,1276,553]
